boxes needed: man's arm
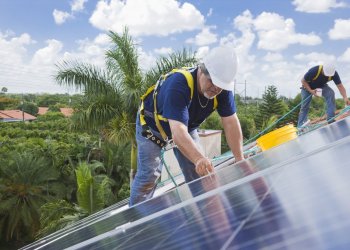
[221,113,244,162]
[301,78,317,96]
[336,83,350,106]
[168,119,214,176]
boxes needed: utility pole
[21,93,24,122]
[244,80,247,102]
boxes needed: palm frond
[106,28,143,92]
[103,112,135,145]
[145,48,198,88]
[55,61,117,95]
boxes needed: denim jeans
[297,84,335,127]
[129,115,201,206]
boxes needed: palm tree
[37,161,115,238]
[0,152,60,242]
[55,27,197,185]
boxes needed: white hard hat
[323,63,336,77]
[202,45,238,91]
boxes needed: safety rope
[160,146,179,187]
[243,94,312,145]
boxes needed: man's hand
[310,89,318,96]
[194,157,214,176]
[345,98,350,106]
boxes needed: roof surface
[0,110,36,120]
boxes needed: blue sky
[0,0,350,98]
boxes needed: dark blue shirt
[143,67,236,137]
[304,65,341,89]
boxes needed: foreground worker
[129,45,244,206]
[298,63,350,127]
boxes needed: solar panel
[22,118,350,250]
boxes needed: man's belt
[141,127,166,148]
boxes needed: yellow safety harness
[139,67,218,147]
[312,65,332,81]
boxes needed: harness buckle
[164,139,177,151]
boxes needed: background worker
[129,45,244,206]
[297,63,350,127]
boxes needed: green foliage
[36,200,87,239]
[36,111,65,121]
[1,87,8,93]
[17,102,39,116]
[255,85,287,131]
[199,112,230,152]
[145,48,197,87]
[237,114,257,140]
[0,96,19,110]
[48,104,61,112]
[0,152,60,242]
[117,183,130,201]
[335,99,345,109]
[75,161,115,214]
[37,94,61,107]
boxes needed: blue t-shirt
[143,67,236,137]
[304,65,341,89]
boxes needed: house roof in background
[37,107,73,117]
[0,110,36,120]
[60,108,73,117]
[38,107,49,115]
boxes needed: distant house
[0,110,37,122]
[38,107,74,117]
[38,107,49,115]
[60,108,73,117]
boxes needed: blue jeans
[297,85,335,127]
[129,115,201,206]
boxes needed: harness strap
[312,65,332,81]
[139,67,218,146]
[141,127,166,148]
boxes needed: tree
[17,102,39,116]
[0,96,19,110]
[0,152,60,242]
[55,27,197,185]
[37,161,115,238]
[1,87,8,94]
[255,85,287,131]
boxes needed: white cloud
[0,32,34,65]
[186,26,217,46]
[195,46,210,61]
[138,48,156,71]
[339,48,350,62]
[263,52,283,62]
[61,34,110,68]
[53,9,73,25]
[154,47,173,55]
[254,12,322,51]
[328,19,350,40]
[32,39,63,65]
[71,0,88,12]
[89,0,204,37]
[93,33,111,45]
[53,0,87,25]
[0,33,70,94]
[219,10,256,80]
[292,0,347,13]
[207,8,213,17]
[294,52,336,63]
